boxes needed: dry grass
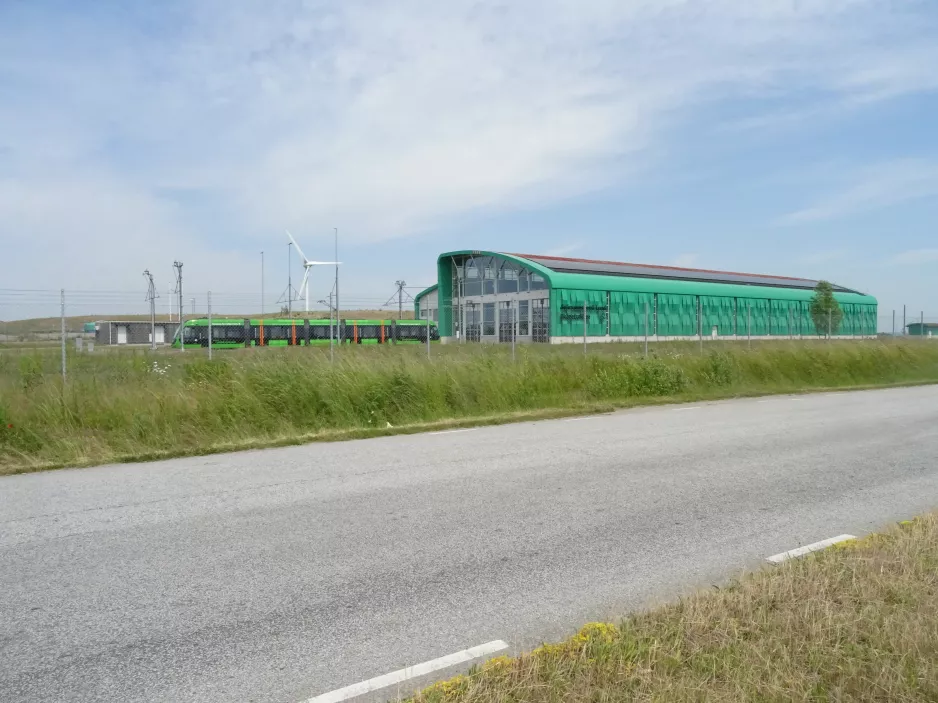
[414,514,938,703]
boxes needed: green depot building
[413,251,878,344]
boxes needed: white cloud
[799,250,847,266]
[890,249,938,265]
[781,159,938,224]
[543,243,583,258]
[671,253,700,268]
[1,0,938,298]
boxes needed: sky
[2,0,937,325]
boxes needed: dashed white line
[675,406,702,412]
[766,534,856,564]
[303,640,510,703]
[563,416,598,422]
[428,428,478,436]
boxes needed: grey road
[2,386,938,702]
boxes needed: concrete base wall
[550,335,878,344]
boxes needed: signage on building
[559,304,607,323]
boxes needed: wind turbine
[286,230,341,314]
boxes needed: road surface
[2,386,937,702]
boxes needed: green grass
[411,513,938,703]
[2,340,938,474]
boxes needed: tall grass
[2,340,938,473]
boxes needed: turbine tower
[285,229,341,314]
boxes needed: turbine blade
[285,229,309,264]
[306,261,342,266]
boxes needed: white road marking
[428,428,478,436]
[564,416,598,422]
[304,640,509,703]
[766,534,856,564]
[675,406,701,412]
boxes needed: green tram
[172,317,439,349]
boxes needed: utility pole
[747,303,751,350]
[144,270,158,351]
[512,299,517,362]
[903,305,906,336]
[287,241,292,317]
[334,228,340,345]
[892,309,896,337]
[60,289,66,383]
[173,261,184,352]
[644,301,649,358]
[583,300,586,356]
[208,291,213,361]
[261,251,265,316]
[191,297,196,316]
[698,297,703,354]
[319,293,337,362]
[384,280,413,321]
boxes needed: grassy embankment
[412,513,938,703]
[1,340,938,474]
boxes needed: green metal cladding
[436,251,878,338]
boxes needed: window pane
[483,303,495,335]
[497,277,518,293]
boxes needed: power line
[383,280,414,320]
[143,270,158,351]
[173,261,184,352]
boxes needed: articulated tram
[172,317,439,349]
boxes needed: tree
[810,280,842,337]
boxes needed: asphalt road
[2,386,938,702]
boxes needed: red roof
[509,253,814,284]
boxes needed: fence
[2,287,936,382]
[0,287,441,378]
[420,301,938,346]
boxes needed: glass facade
[439,252,878,343]
[446,254,552,343]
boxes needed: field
[2,338,938,474]
[412,513,938,702]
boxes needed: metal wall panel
[701,296,735,336]
[610,291,654,336]
[554,289,608,337]
[657,293,696,336]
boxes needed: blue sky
[2,0,937,324]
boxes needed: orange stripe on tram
[292,321,296,346]
[259,320,265,346]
